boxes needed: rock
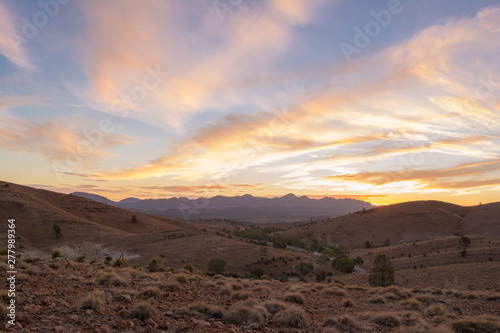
[193,319,210,328]
[145,318,157,328]
[20,329,31,333]
[69,315,79,322]
[113,319,127,329]
[53,326,64,332]
[101,326,111,333]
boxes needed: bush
[369,296,386,304]
[279,274,289,283]
[128,301,158,321]
[250,267,265,279]
[75,255,86,263]
[369,253,395,287]
[425,304,445,317]
[174,274,188,284]
[131,215,138,223]
[342,298,354,307]
[53,224,62,239]
[262,300,286,314]
[223,304,264,326]
[112,258,129,268]
[208,258,226,275]
[316,270,328,282]
[353,256,364,265]
[232,291,254,301]
[188,302,224,319]
[163,282,181,292]
[284,292,305,305]
[294,262,314,276]
[140,287,161,297]
[273,305,309,328]
[95,271,127,286]
[451,315,500,332]
[149,257,163,272]
[51,250,64,259]
[372,313,401,327]
[74,291,105,312]
[333,257,355,273]
[184,263,194,273]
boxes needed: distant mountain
[72,192,373,223]
[71,192,117,206]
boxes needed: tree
[250,267,265,279]
[384,238,391,247]
[353,256,364,265]
[364,241,372,249]
[459,236,471,247]
[294,262,314,276]
[208,257,226,275]
[131,215,138,223]
[369,253,395,287]
[53,224,62,239]
[333,257,355,273]
[461,248,467,257]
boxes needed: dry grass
[323,314,361,332]
[345,285,368,291]
[95,270,127,286]
[74,291,105,312]
[128,301,159,321]
[324,288,347,297]
[342,298,354,307]
[394,326,453,333]
[284,292,305,305]
[220,287,232,296]
[261,300,287,315]
[451,315,500,333]
[461,293,479,300]
[370,312,401,328]
[162,281,181,291]
[232,291,255,301]
[223,304,264,326]
[188,301,224,319]
[402,298,422,310]
[273,305,309,328]
[415,294,437,304]
[425,304,445,317]
[140,286,161,297]
[369,296,386,304]
[173,274,188,284]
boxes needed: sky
[0,0,499,206]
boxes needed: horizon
[1,1,499,206]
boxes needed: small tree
[294,261,314,276]
[149,257,163,272]
[53,224,62,239]
[459,236,471,247]
[364,241,372,249]
[461,248,467,257]
[208,257,226,275]
[353,256,364,265]
[250,267,265,279]
[384,238,391,247]
[333,257,355,273]
[369,253,395,287]
[131,215,138,223]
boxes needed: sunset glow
[1,0,499,205]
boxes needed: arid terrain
[1,180,500,332]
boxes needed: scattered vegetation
[51,250,64,259]
[128,301,159,321]
[273,305,309,328]
[74,291,105,312]
[223,304,264,326]
[208,257,226,275]
[53,224,62,239]
[284,292,305,305]
[369,253,395,287]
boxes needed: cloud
[0,116,131,167]
[0,2,34,69]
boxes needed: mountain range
[71,192,373,223]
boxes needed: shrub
[316,270,328,282]
[451,315,500,332]
[369,253,394,287]
[332,255,355,273]
[415,295,437,304]
[74,291,105,312]
[402,299,421,310]
[342,298,354,307]
[51,250,64,259]
[294,262,314,276]
[220,287,232,296]
[232,291,254,301]
[273,305,309,328]
[372,313,401,327]
[75,255,86,263]
[149,257,162,272]
[324,314,360,331]
[250,267,265,279]
[163,282,181,292]
[425,304,445,317]
[188,302,224,319]
[95,271,127,286]
[174,274,188,284]
[184,263,194,273]
[140,287,160,297]
[128,301,158,321]
[208,258,226,275]
[262,300,286,315]
[284,292,305,305]
[0,248,8,256]
[353,256,364,265]
[90,258,97,264]
[223,304,264,326]
[324,288,347,297]
[280,274,289,283]
[131,215,138,223]
[112,258,129,268]
[53,224,62,239]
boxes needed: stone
[53,326,64,332]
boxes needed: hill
[73,192,372,223]
[281,200,500,249]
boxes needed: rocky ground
[2,257,500,333]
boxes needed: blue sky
[1,0,499,205]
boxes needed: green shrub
[112,258,129,268]
[184,263,194,273]
[128,301,158,321]
[76,255,86,263]
[51,250,64,259]
[208,258,226,275]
